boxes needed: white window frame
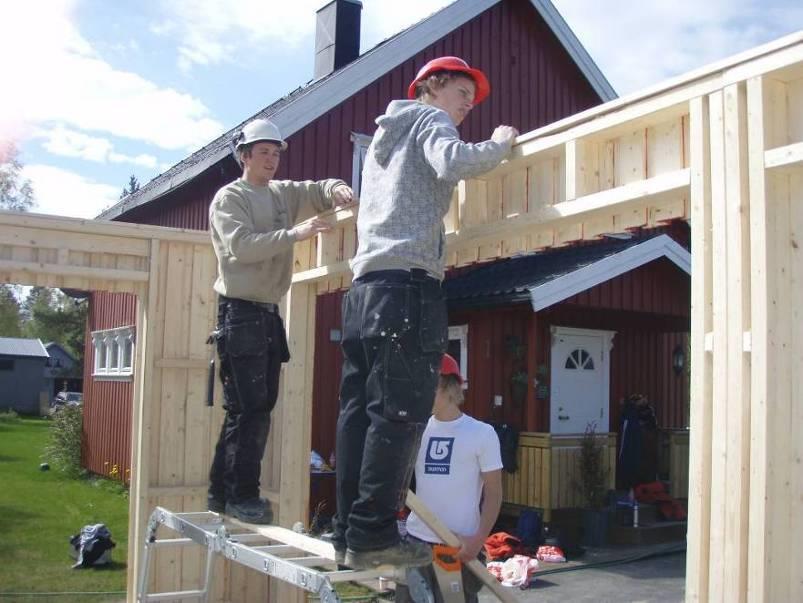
[448,324,469,389]
[92,326,135,380]
[350,132,372,199]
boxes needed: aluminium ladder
[136,507,404,602]
[137,496,517,602]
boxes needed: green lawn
[0,415,129,602]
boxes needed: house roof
[0,337,50,359]
[445,234,691,310]
[98,0,615,221]
[45,342,77,363]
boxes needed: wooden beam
[686,95,714,603]
[746,75,770,603]
[448,168,690,251]
[0,259,149,282]
[722,82,751,603]
[0,209,210,244]
[128,238,161,596]
[764,141,803,171]
[406,491,517,603]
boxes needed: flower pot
[581,508,610,547]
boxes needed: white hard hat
[234,118,287,151]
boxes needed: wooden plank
[478,179,502,260]
[746,74,777,603]
[647,117,685,177]
[722,82,751,603]
[765,169,793,603]
[406,492,518,603]
[276,281,316,603]
[686,94,714,603]
[502,172,527,256]
[0,259,148,282]
[128,238,163,595]
[788,76,803,143]
[764,141,803,171]
[449,169,691,252]
[706,89,728,602]
[615,129,646,186]
[789,169,803,603]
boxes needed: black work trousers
[208,296,289,504]
[335,270,448,551]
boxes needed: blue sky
[1,0,800,219]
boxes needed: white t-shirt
[406,413,503,543]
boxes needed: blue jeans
[208,297,290,504]
[334,270,448,551]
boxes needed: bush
[0,409,20,423]
[577,423,607,509]
[43,404,83,477]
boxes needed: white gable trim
[529,234,691,312]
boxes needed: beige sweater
[210,177,345,304]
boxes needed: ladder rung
[283,556,337,567]
[228,533,270,544]
[251,544,304,555]
[325,568,389,583]
[143,589,206,601]
[149,538,197,549]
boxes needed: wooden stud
[686,94,714,603]
[722,82,751,603]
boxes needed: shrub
[43,405,83,477]
[0,409,20,423]
[577,422,607,509]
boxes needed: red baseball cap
[407,56,490,105]
[440,353,463,383]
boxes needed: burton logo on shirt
[424,437,455,474]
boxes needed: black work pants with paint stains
[208,296,290,505]
[335,269,448,551]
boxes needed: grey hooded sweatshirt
[350,100,513,280]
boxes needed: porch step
[607,520,687,546]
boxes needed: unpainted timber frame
[0,30,801,602]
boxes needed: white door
[550,327,614,434]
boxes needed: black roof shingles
[444,235,656,308]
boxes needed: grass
[0,415,129,602]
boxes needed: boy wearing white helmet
[333,56,517,569]
[208,118,354,524]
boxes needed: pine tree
[120,174,141,199]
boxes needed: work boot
[207,494,225,513]
[225,498,273,524]
[319,532,347,565]
[344,538,432,570]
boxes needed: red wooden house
[81,0,689,517]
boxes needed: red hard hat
[440,353,463,383]
[407,56,490,105]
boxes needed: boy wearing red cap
[334,56,517,569]
[397,354,503,602]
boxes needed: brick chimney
[314,0,362,80]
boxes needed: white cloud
[360,1,452,49]
[21,164,120,219]
[39,125,157,168]
[0,0,223,151]
[155,0,323,70]
[158,0,455,71]
[551,0,803,95]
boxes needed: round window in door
[564,348,595,370]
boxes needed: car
[52,391,83,408]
